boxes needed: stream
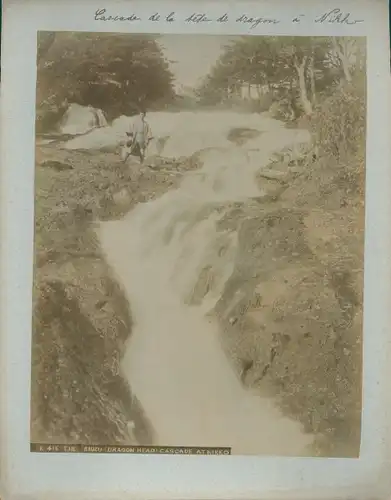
[98,112,314,455]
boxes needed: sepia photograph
[32,32,366,457]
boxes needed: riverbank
[32,143,200,445]
[211,152,364,457]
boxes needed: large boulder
[64,126,125,151]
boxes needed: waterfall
[98,111,313,456]
[94,108,108,128]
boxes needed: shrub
[311,75,366,164]
[309,74,366,197]
[36,105,68,134]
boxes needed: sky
[159,35,233,90]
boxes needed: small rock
[113,188,132,207]
[95,299,108,310]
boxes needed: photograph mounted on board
[32,32,366,457]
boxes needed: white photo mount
[1,0,391,499]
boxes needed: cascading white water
[99,113,313,456]
[94,109,108,128]
[59,103,106,135]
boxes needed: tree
[36,32,176,124]
[197,36,354,118]
[276,37,334,116]
[197,36,281,104]
[331,37,358,83]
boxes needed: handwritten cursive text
[93,7,365,27]
[236,14,280,29]
[94,8,141,22]
[315,8,364,25]
[185,13,212,23]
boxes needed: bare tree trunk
[332,37,352,83]
[294,55,312,116]
[308,55,317,105]
[288,80,297,120]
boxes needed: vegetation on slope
[32,146,199,445]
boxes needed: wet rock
[227,127,262,146]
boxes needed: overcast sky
[159,35,233,90]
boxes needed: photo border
[1,0,391,498]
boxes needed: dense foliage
[36,32,176,128]
[197,36,364,119]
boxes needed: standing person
[124,109,152,165]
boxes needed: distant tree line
[35,34,366,132]
[36,32,176,129]
[197,36,365,119]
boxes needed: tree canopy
[36,32,176,122]
[197,36,364,117]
